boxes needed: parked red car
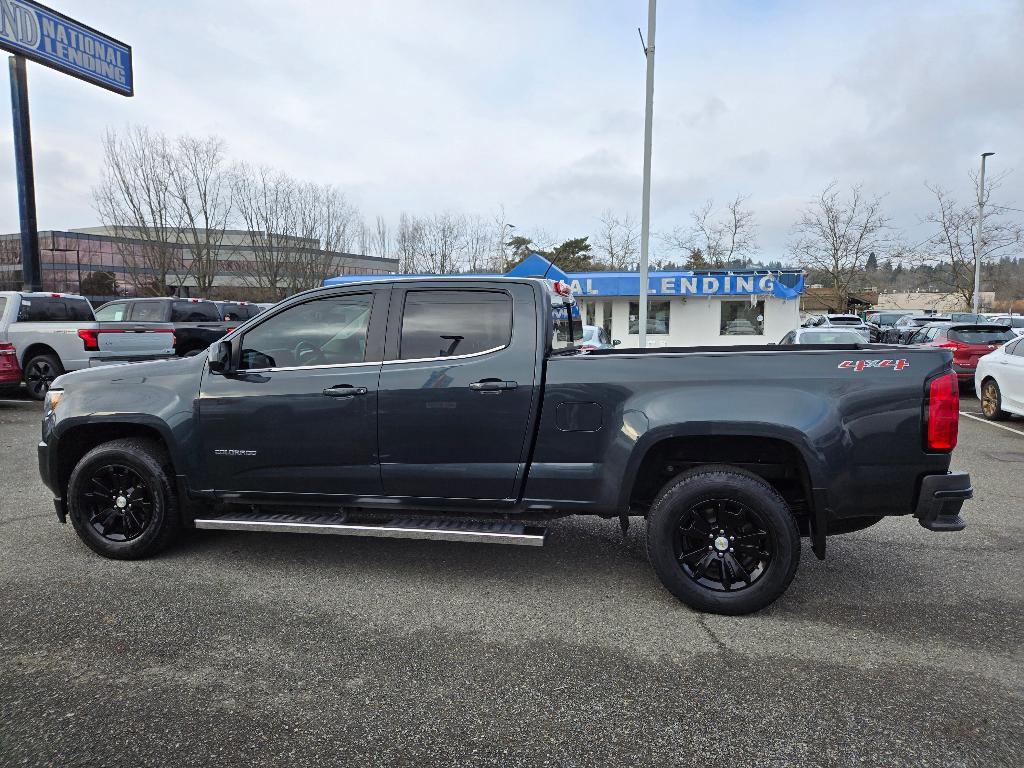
[0,340,22,386]
[907,323,1017,385]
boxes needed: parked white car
[0,291,176,400]
[975,336,1024,420]
[987,315,1024,337]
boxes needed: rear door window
[16,296,94,321]
[131,302,167,322]
[170,301,221,322]
[399,290,512,360]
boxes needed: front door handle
[322,385,369,398]
[469,379,518,392]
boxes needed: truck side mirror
[612,339,621,346]
[208,340,233,374]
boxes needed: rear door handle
[322,385,368,398]
[469,379,518,392]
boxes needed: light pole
[637,0,657,349]
[973,152,994,314]
[502,223,515,272]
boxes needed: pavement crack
[0,512,55,526]
[696,616,730,653]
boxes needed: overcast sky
[1,0,1021,263]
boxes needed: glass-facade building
[0,228,398,299]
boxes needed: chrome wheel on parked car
[981,379,1005,421]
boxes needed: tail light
[78,329,99,351]
[938,340,976,363]
[0,342,16,371]
[925,371,959,451]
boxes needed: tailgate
[95,323,176,357]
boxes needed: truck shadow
[163,514,1017,653]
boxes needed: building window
[628,300,670,335]
[721,300,764,336]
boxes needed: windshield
[551,303,582,351]
[828,316,862,325]
[800,330,865,344]
[170,300,222,322]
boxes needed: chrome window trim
[382,345,506,366]
[237,359,379,374]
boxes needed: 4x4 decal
[838,359,909,372]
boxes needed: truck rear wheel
[67,438,179,560]
[646,466,800,615]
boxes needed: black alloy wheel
[675,498,772,592]
[24,354,63,400]
[78,463,155,542]
[646,466,800,615]
[67,438,179,559]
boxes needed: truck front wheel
[646,466,800,615]
[67,438,180,560]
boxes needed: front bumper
[914,472,972,531]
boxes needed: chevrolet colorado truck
[37,277,972,614]
[0,291,176,399]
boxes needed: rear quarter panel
[525,347,954,519]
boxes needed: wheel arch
[54,418,180,505]
[620,426,827,556]
[20,342,60,369]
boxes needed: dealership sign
[506,253,805,300]
[0,0,133,95]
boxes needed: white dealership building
[507,254,805,347]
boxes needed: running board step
[193,511,547,546]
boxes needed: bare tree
[372,215,391,260]
[919,173,1023,308]
[790,182,891,310]
[167,134,233,295]
[93,126,184,295]
[395,213,423,273]
[660,194,758,268]
[595,209,639,270]
[464,214,493,272]
[231,164,299,299]
[419,211,467,274]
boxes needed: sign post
[8,53,39,290]
[0,0,133,291]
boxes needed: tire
[980,378,1006,421]
[23,353,64,400]
[67,438,179,560]
[646,465,800,615]
[182,348,203,357]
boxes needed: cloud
[0,0,1020,267]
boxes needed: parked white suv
[0,291,176,399]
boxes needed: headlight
[44,388,63,413]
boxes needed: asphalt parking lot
[1,393,1022,767]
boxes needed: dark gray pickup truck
[38,277,971,614]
